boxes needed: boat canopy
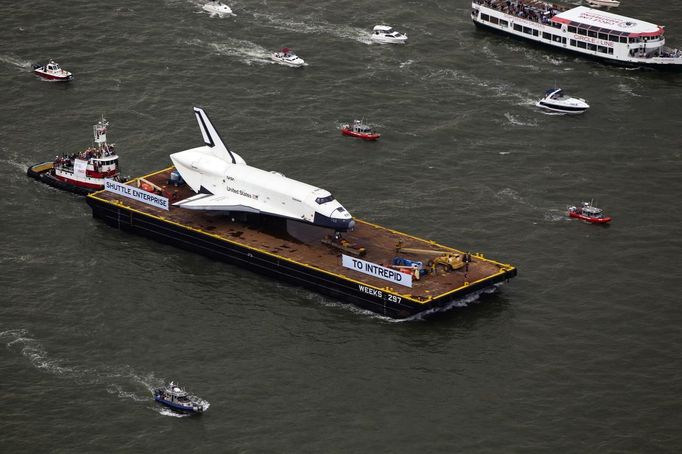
[373,25,393,32]
[551,6,663,38]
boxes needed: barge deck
[86,167,517,319]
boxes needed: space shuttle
[170,107,355,232]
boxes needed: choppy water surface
[1,0,681,452]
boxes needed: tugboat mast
[93,116,109,150]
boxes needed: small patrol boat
[568,201,612,224]
[32,60,73,82]
[370,25,408,44]
[585,0,620,8]
[202,0,235,16]
[270,48,305,67]
[536,88,589,115]
[27,116,123,195]
[153,382,208,414]
[341,120,381,141]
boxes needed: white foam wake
[0,54,32,70]
[0,328,168,411]
[251,11,373,44]
[185,37,273,65]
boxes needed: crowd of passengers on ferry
[475,0,561,25]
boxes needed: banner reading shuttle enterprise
[104,179,169,211]
[342,254,412,288]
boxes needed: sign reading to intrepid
[342,254,413,288]
[104,179,169,211]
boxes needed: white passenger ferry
[471,1,682,67]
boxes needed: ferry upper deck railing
[473,0,566,26]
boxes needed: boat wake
[188,38,273,65]
[392,285,501,323]
[495,187,540,209]
[616,83,642,97]
[310,285,501,323]
[0,328,163,408]
[0,157,34,179]
[0,54,32,70]
[544,210,570,222]
[157,407,193,418]
[251,11,373,44]
[504,112,538,127]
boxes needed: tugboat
[536,88,589,115]
[568,201,612,224]
[153,382,208,414]
[202,0,235,17]
[27,116,123,195]
[32,60,73,82]
[270,48,305,67]
[341,120,381,141]
[370,25,408,44]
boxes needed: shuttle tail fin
[193,107,238,164]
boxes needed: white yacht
[270,48,305,67]
[202,1,235,17]
[370,25,408,44]
[536,88,589,114]
[471,1,682,67]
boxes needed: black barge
[86,167,517,319]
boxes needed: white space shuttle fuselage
[170,107,355,231]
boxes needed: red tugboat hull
[33,70,73,82]
[341,128,381,141]
[26,162,98,195]
[568,210,612,224]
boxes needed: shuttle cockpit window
[315,195,335,204]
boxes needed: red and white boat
[32,60,73,82]
[341,120,381,141]
[568,201,612,224]
[27,117,124,195]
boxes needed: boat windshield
[546,89,563,98]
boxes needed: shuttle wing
[174,193,261,213]
[174,193,306,221]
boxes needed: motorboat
[536,88,589,114]
[585,0,620,8]
[27,116,124,195]
[32,60,73,82]
[270,48,305,67]
[341,120,381,141]
[202,1,235,16]
[370,25,408,44]
[153,382,209,414]
[568,201,612,224]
